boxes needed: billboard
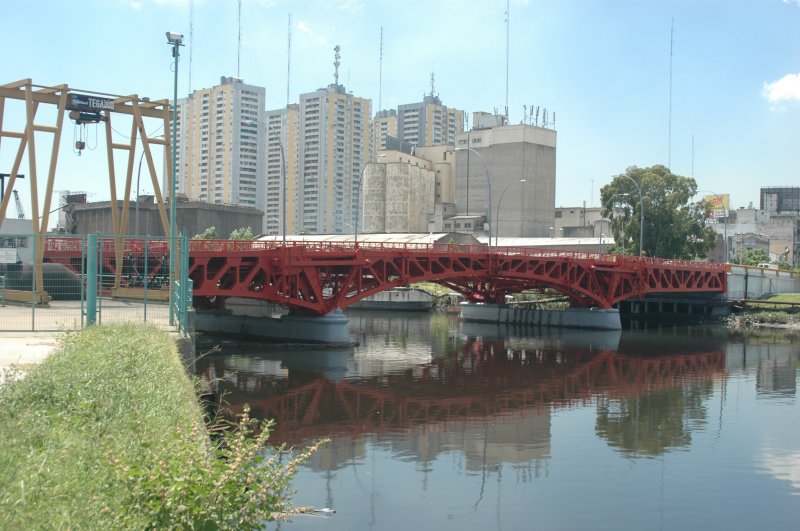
[703,194,729,219]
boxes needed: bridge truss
[187,240,727,315]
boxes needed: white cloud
[762,73,800,107]
[129,0,143,9]
[296,20,329,46]
[782,0,800,6]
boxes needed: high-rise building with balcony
[397,94,463,148]
[372,109,397,153]
[173,77,265,214]
[263,104,300,236]
[297,83,371,234]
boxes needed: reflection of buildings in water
[461,321,622,352]
[395,410,551,472]
[348,312,458,377]
[723,343,797,396]
[304,408,551,477]
[306,437,367,473]
[197,331,728,469]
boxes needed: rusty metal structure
[0,79,172,301]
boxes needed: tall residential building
[397,94,464,148]
[297,84,371,234]
[455,122,557,238]
[372,109,397,154]
[263,104,300,236]
[174,77,265,213]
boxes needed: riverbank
[0,323,318,529]
[726,293,800,332]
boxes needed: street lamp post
[245,119,286,244]
[495,179,526,243]
[456,147,492,248]
[620,175,644,257]
[166,31,183,325]
[354,153,386,248]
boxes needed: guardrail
[189,238,727,272]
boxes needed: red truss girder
[187,241,726,316]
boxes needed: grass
[0,323,320,529]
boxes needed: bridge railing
[190,239,726,272]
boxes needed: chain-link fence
[0,234,190,333]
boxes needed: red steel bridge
[44,238,726,316]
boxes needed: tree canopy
[600,165,718,259]
[192,226,254,240]
[192,226,217,240]
[733,248,768,266]
[229,226,254,240]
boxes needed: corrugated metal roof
[483,236,615,248]
[257,233,460,244]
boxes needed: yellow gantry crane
[0,79,173,303]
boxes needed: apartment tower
[174,77,265,213]
[297,83,371,234]
[397,94,464,148]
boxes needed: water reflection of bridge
[199,339,725,447]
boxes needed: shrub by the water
[0,323,320,529]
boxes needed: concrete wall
[65,199,263,238]
[363,162,435,233]
[726,265,800,300]
[455,124,556,238]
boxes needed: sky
[1,0,798,223]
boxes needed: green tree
[229,226,254,240]
[600,165,718,259]
[192,226,217,240]
[733,248,768,266]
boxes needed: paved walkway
[0,333,61,382]
[0,298,174,382]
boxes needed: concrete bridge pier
[460,303,622,330]
[195,307,351,344]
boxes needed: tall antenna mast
[333,45,341,86]
[505,0,510,122]
[668,17,674,169]
[237,0,242,78]
[430,72,435,98]
[378,26,383,113]
[287,13,292,106]
[188,0,194,92]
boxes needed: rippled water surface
[196,313,800,530]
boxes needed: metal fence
[0,234,190,334]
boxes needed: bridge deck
[42,238,727,316]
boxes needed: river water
[196,312,800,531]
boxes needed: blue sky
[1,0,798,221]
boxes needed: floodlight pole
[167,31,183,325]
